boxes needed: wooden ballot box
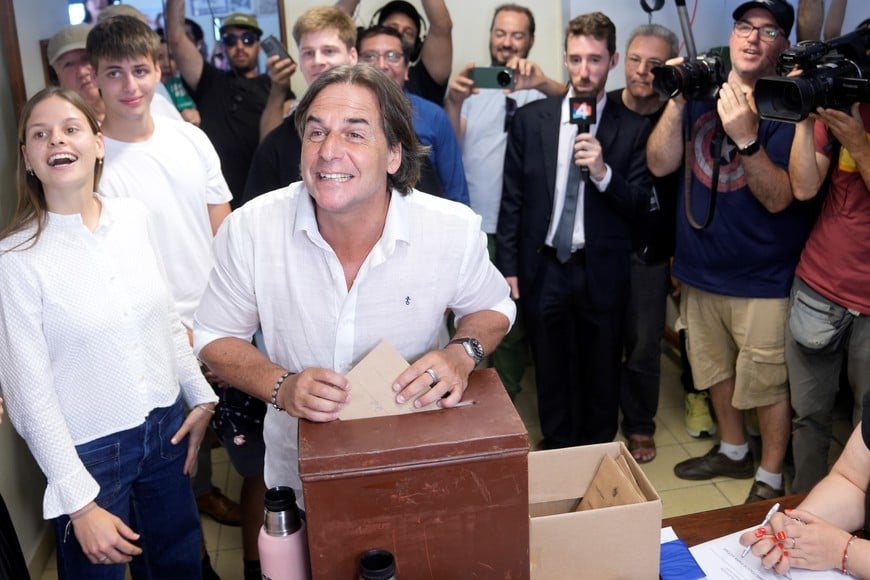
[299,368,530,579]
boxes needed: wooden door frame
[1,0,26,122]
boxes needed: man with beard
[443,4,563,400]
[165,0,294,204]
[608,24,680,464]
[648,0,813,503]
[496,11,654,448]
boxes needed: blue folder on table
[660,538,706,580]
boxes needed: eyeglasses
[221,32,258,47]
[733,20,782,43]
[626,55,664,69]
[504,96,518,133]
[360,50,404,65]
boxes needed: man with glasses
[166,1,293,205]
[358,26,468,203]
[337,0,454,106]
[608,24,680,465]
[647,0,814,503]
[443,4,563,401]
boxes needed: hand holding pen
[742,502,781,557]
[739,502,794,578]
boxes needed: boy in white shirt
[86,15,263,580]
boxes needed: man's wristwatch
[738,138,761,157]
[447,337,485,365]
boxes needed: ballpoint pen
[742,502,781,558]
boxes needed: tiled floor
[41,347,854,579]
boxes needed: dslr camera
[651,53,726,101]
[756,27,870,122]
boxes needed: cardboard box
[299,368,530,579]
[529,442,662,579]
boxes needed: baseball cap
[47,24,92,66]
[219,13,263,37]
[376,1,423,35]
[97,4,148,23]
[732,0,795,38]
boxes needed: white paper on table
[689,527,844,579]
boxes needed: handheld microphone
[568,95,597,179]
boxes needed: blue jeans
[52,399,202,579]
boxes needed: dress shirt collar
[293,186,412,258]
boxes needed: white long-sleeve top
[0,196,216,519]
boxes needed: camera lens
[651,65,684,99]
[497,70,513,87]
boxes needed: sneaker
[685,392,717,438]
[674,444,754,480]
[744,480,785,503]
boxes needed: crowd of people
[0,0,869,578]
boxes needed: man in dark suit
[496,11,654,449]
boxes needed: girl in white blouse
[0,86,217,578]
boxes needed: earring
[26,167,34,176]
[97,158,104,166]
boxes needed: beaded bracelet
[70,502,98,521]
[841,534,857,576]
[271,371,292,411]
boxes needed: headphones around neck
[370,5,427,63]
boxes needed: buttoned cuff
[590,164,612,192]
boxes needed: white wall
[264,0,566,96]
[2,0,868,573]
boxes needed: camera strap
[683,115,724,230]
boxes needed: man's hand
[717,81,759,149]
[71,504,143,565]
[266,54,296,94]
[277,368,349,422]
[817,103,866,154]
[574,132,606,182]
[504,56,547,93]
[445,62,477,109]
[505,276,520,300]
[392,345,475,409]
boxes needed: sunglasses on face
[222,32,258,47]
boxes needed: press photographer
[647,0,816,504]
[756,25,870,121]
[783,17,870,495]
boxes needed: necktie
[554,159,582,263]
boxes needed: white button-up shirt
[194,183,515,496]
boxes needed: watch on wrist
[738,139,760,157]
[447,337,485,364]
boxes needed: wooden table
[662,494,807,547]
